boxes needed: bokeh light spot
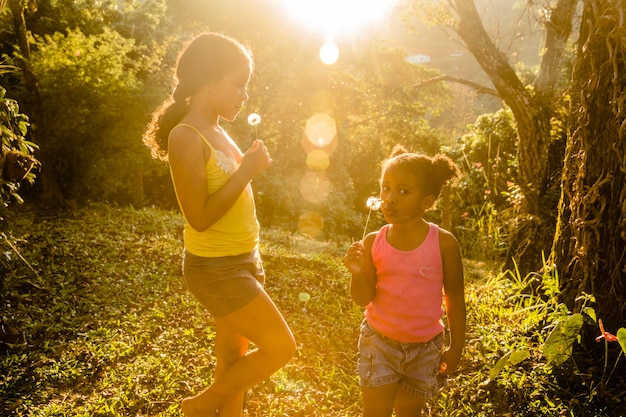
[305,113,336,147]
[299,171,331,204]
[298,211,324,238]
[301,131,338,157]
[306,149,331,171]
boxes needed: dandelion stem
[362,209,373,242]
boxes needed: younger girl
[143,33,295,417]
[343,146,466,417]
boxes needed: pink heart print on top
[419,266,435,278]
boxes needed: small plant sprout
[247,113,261,141]
[299,292,311,313]
[362,196,382,241]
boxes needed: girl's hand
[439,346,462,376]
[240,140,273,177]
[343,241,365,274]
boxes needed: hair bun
[390,144,409,158]
[432,155,460,183]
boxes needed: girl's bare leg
[212,320,250,417]
[181,289,295,417]
[361,384,397,417]
[393,385,426,417]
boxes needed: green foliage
[465,255,626,416]
[453,108,518,204]
[542,313,583,366]
[2,205,624,417]
[0,86,38,213]
[489,348,530,380]
[29,28,161,204]
[0,204,362,416]
[495,255,595,369]
[448,108,519,259]
[618,328,626,355]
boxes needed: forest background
[1,0,625,416]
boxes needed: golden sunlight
[319,41,339,65]
[278,0,398,37]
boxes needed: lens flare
[320,41,339,65]
[299,171,331,204]
[305,113,336,147]
[298,211,324,237]
[306,149,331,171]
[301,132,337,158]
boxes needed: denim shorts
[357,319,447,398]
[182,249,265,318]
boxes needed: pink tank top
[365,223,445,343]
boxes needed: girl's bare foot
[181,397,217,417]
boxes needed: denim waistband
[364,319,444,347]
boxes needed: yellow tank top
[170,124,259,257]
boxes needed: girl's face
[205,63,251,122]
[380,164,432,225]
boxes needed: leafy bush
[447,108,519,260]
[449,257,626,417]
[0,85,39,218]
[28,28,158,205]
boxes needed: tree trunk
[552,0,626,328]
[8,0,63,205]
[452,0,577,273]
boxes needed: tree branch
[413,75,500,97]
[453,0,531,118]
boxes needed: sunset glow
[278,0,397,37]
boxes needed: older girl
[143,33,295,417]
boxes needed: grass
[1,203,624,416]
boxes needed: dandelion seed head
[248,113,261,126]
[366,196,382,210]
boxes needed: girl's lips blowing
[381,205,395,217]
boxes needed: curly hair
[381,144,460,197]
[143,33,253,161]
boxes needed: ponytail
[143,97,188,161]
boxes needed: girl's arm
[168,128,271,232]
[440,229,466,375]
[344,232,377,307]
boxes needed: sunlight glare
[320,41,339,65]
[278,0,397,37]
